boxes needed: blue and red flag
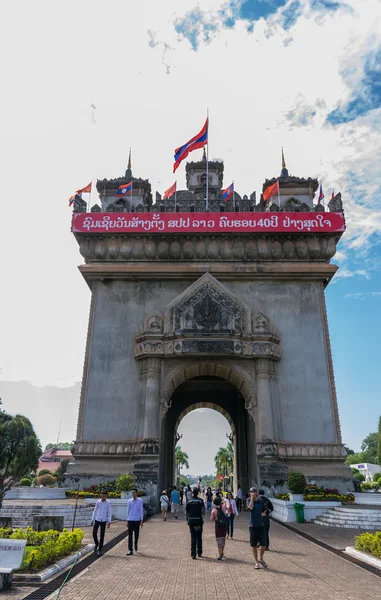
[318,182,325,203]
[222,182,234,202]
[173,118,208,173]
[116,182,132,197]
[68,193,81,207]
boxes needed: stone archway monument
[67,156,352,496]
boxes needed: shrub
[378,477,381,487]
[18,528,84,572]
[372,472,381,482]
[275,493,290,501]
[287,472,306,494]
[19,478,32,487]
[10,527,60,546]
[351,468,359,475]
[361,482,380,491]
[0,528,13,538]
[354,472,365,482]
[65,490,121,499]
[38,469,52,477]
[116,474,137,492]
[36,474,57,487]
[355,532,381,559]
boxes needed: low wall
[272,498,341,522]
[5,488,68,500]
[85,496,150,520]
[353,493,381,505]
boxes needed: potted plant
[287,472,306,502]
[116,474,137,498]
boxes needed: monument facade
[67,155,352,497]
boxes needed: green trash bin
[294,503,305,524]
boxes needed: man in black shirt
[259,488,274,550]
[186,487,206,559]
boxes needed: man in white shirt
[91,490,112,556]
[126,488,144,555]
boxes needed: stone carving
[257,440,279,457]
[77,234,341,263]
[91,204,102,212]
[277,442,347,459]
[167,273,248,335]
[74,439,160,456]
[282,197,300,212]
[269,203,279,212]
[314,203,325,212]
[156,191,162,203]
[145,311,163,333]
[73,195,87,213]
[300,202,310,212]
[328,192,343,213]
[252,311,270,333]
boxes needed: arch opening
[160,375,258,495]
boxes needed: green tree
[44,442,73,451]
[378,416,381,467]
[53,458,71,486]
[214,441,234,491]
[344,445,355,455]
[361,432,378,463]
[345,452,368,465]
[175,447,190,485]
[0,408,41,508]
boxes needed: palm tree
[214,441,234,491]
[175,446,190,486]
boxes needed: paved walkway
[54,510,380,600]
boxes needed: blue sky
[0,0,380,459]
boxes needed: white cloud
[0,0,380,386]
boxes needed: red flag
[263,180,279,202]
[163,181,177,200]
[76,182,92,194]
[331,189,335,200]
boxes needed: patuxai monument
[67,149,352,501]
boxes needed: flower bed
[65,489,146,499]
[355,532,381,559]
[275,485,354,503]
[0,527,84,572]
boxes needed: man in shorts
[247,487,268,569]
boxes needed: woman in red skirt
[210,497,227,560]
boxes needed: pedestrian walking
[91,490,112,556]
[225,491,238,539]
[211,497,227,560]
[186,485,192,504]
[160,490,170,521]
[205,486,213,512]
[247,487,268,569]
[259,488,274,550]
[186,487,205,559]
[126,488,144,555]
[179,487,184,505]
[237,485,243,512]
[171,486,180,519]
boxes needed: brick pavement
[54,509,380,600]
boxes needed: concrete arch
[161,361,256,412]
[174,402,236,437]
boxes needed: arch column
[254,358,276,442]
[140,358,161,439]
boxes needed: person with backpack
[259,488,274,550]
[211,497,227,560]
[186,487,205,559]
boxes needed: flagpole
[277,178,280,209]
[233,180,235,210]
[174,182,177,212]
[206,108,209,211]
[130,182,133,212]
[87,182,92,213]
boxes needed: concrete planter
[85,496,150,520]
[272,498,341,523]
[353,492,381,505]
[289,493,304,502]
[120,491,132,499]
[5,488,68,500]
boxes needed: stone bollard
[32,516,64,532]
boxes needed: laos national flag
[173,118,208,173]
[116,182,132,197]
[318,182,325,203]
[222,182,234,202]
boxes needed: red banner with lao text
[71,211,345,234]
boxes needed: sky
[0,0,380,468]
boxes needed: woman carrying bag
[225,491,238,539]
[160,490,170,521]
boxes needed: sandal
[254,563,260,569]
[259,560,268,569]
